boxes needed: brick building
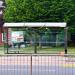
[0,27,8,45]
[0,27,3,45]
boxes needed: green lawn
[7,46,64,54]
[0,46,75,54]
[0,46,4,55]
[68,47,75,54]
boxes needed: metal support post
[64,27,68,54]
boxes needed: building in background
[0,27,2,45]
[0,28,8,45]
[0,0,6,45]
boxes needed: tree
[4,0,75,26]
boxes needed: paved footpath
[0,56,75,75]
[0,65,75,75]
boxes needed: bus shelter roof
[4,22,67,27]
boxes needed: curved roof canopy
[4,22,67,27]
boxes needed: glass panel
[36,28,65,54]
[4,27,65,54]
[5,28,34,53]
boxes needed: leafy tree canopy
[4,0,75,26]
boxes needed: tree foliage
[4,0,75,26]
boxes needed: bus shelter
[3,22,67,54]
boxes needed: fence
[0,54,75,75]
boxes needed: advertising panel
[11,31,24,43]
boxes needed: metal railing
[0,54,75,75]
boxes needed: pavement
[0,55,75,75]
[0,65,75,75]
